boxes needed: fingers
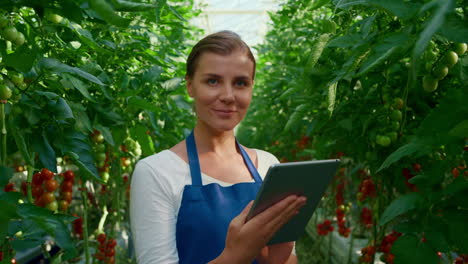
[252,195,306,227]
[267,196,306,232]
[236,200,254,223]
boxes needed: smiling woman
[130,31,306,264]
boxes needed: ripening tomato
[45,179,59,192]
[41,192,56,204]
[32,185,44,198]
[61,191,73,202]
[46,200,58,211]
[59,200,69,211]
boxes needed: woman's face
[186,50,254,133]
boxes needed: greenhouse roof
[191,0,282,54]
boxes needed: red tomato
[61,181,73,192]
[64,170,75,182]
[45,179,59,192]
[41,168,55,180]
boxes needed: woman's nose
[219,84,235,103]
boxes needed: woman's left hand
[257,242,295,264]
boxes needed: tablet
[246,159,340,244]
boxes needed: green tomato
[390,110,402,121]
[453,43,467,56]
[46,200,58,211]
[96,152,106,162]
[422,75,438,92]
[391,121,400,130]
[432,65,448,80]
[2,26,17,41]
[46,13,63,24]
[10,73,23,86]
[376,135,391,147]
[0,17,8,28]
[393,97,404,110]
[444,51,458,68]
[387,131,398,143]
[424,50,437,62]
[322,20,337,34]
[101,172,110,183]
[95,143,106,152]
[0,84,12,100]
[13,32,25,46]
[94,133,104,143]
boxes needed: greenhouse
[0,0,467,263]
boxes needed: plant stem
[26,164,34,203]
[80,181,90,264]
[0,103,6,166]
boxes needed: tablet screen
[246,159,340,244]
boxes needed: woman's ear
[186,75,194,97]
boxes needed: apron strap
[186,130,263,186]
[186,131,203,186]
[236,141,262,183]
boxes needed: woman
[130,31,306,264]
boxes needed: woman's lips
[213,109,235,117]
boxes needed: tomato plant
[0,0,200,263]
[238,0,468,263]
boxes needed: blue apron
[176,131,262,264]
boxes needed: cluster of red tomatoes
[31,168,75,211]
[316,219,334,236]
[360,207,373,229]
[401,163,421,192]
[72,215,83,239]
[455,254,468,264]
[359,245,376,263]
[357,177,376,202]
[335,205,351,237]
[377,231,402,264]
[94,233,117,264]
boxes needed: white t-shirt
[130,148,284,264]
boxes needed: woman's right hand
[210,195,307,264]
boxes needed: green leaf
[61,74,96,102]
[357,31,410,76]
[440,14,468,43]
[111,0,156,11]
[448,119,468,138]
[445,210,468,253]
[94,124,115,146]
[166,4,187,21]
[127,96,159,112]
[66,151,104,183]
[38,58,104,86]
[364,0,420,19]
[32,132,57,173]
[4,45,37,72]
[0,166,13,186]
[327,82,337,116]
[9,124,32,165]
[378,140,430,172]
[161,77,183,91]
[69,102,93,133]
[89,0,131,27]
[52,98,75,123]
[132,124,154,157]
[391,235,439,264]
[0,200,17,239]
[379,193,423,226]
[413,0,454,58]
[306,34,330,70]
[58,130,98,176]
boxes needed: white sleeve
[130,160,179,264]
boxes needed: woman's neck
[193,123,238,157]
